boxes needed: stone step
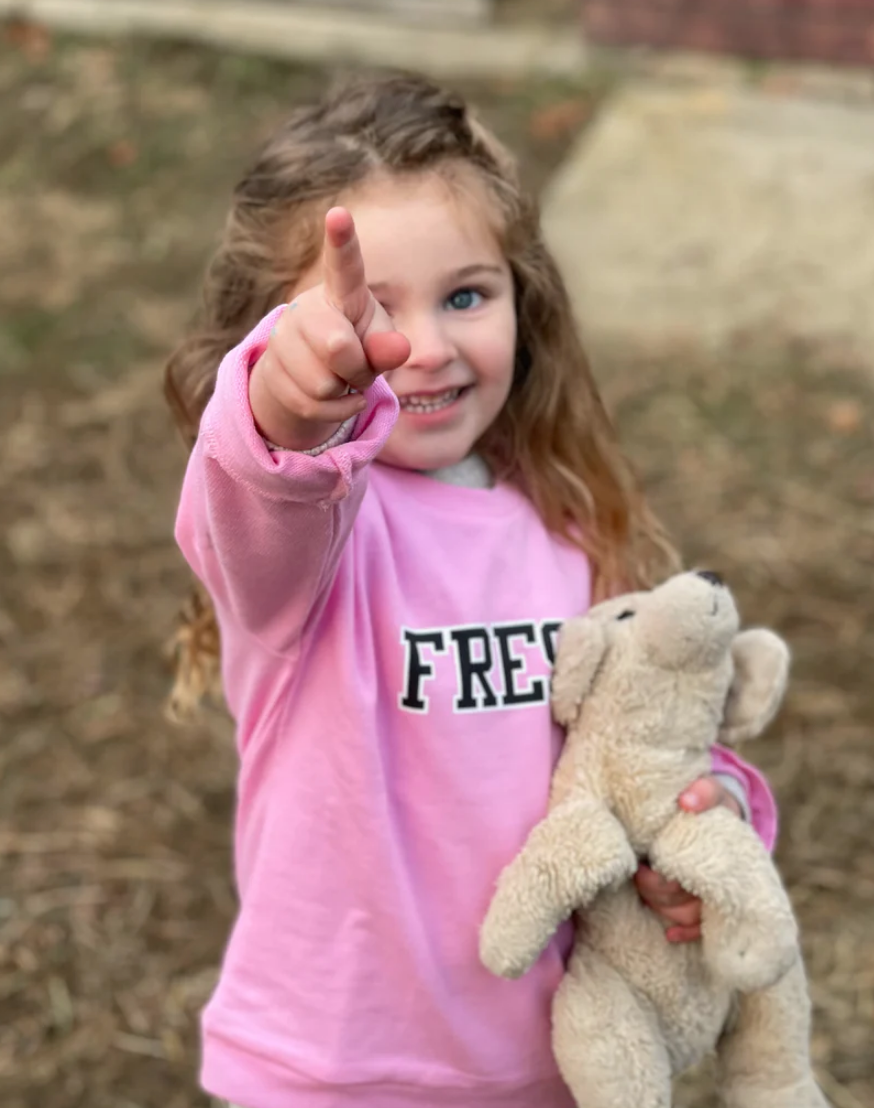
[542,81,874,368]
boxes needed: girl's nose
[400,313,456,372]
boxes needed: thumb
[363,330,410,375]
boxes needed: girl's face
[303,173,517,472]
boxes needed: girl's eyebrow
[451,264,505,280]
[369,264,505,295]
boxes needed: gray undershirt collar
[423,454,493,489]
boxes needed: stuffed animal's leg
[553,949,673,1108]
[480,800,636,979]
[650,808,798,991]
[717,958,829,1108]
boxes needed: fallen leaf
[108,139,138,168]
[2,18,51,62]
[825,399,863,435]
[528,98,591,142]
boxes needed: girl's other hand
[634,775,743,943]
[249,207,411,451]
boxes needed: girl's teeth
[399,388,461,414]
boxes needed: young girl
[166,73,776,1108]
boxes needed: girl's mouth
[397,387,468,415]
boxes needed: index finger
[323,207,370,326]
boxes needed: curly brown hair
[164,71,678,717]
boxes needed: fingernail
[680,792,701,810]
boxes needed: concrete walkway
[0,0,587,79]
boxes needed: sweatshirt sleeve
[710,744,778,852]
[174,305,398,653]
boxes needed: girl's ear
[551,617,607,727]
[719,629,790,745]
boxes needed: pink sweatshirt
[175,307,778,1108]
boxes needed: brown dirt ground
[1,21,872,1108]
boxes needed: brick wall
[581,0,874,67]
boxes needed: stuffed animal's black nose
[696,570,724,587]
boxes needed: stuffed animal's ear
[551,617,607,727]
[719,629,790,745]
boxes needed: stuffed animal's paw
[651,809,800,992]
[479,926,535,980]
[479,873,553,979]
[479,838,636,980]
[480,802,638,980]
[703,910,799,992]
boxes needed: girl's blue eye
[445,288,483,311]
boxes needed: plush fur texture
[480,571,828,1108]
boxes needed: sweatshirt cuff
[264,416,358,456]
[712,773,752,823]
[710,744,778,852]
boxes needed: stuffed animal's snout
[636,571,740,671]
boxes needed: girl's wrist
[266,417,357,456]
